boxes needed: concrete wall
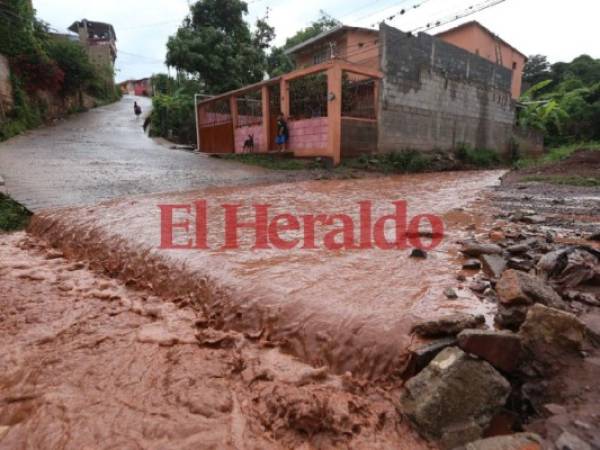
[341,118,377,157]
[0,54,13,117]
[378,24,516,157]
[288,117,328,155]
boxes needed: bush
[0,194,32,231]
[344,150,433,173]
[454,144,500,168]
[150,91,196,144]
[45,39,95,94]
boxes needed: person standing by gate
[276,114,289,152]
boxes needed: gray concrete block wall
[341,118,378,157]
[378,24,516,156]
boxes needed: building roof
[284,25,378,55]
[68,19,117,42]
[435,21,526,60]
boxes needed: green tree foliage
[523,54,551,86]
[45,38,95,94]
[166,0,274,94]
[518,55,600,144]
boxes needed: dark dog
[243,134,254,153]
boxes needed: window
[313,48,329,65]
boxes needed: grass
[342,150,433,173]
[220,153,315,171]
[0,193,32,231]
[454,144,500,168]
[515,141,600,169]
[522,175,600,187]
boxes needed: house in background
[195,21,527,165]
[435,21,527,98]
[120,78,153,97]
[68,19,117,71]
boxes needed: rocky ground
[397,150,600,449]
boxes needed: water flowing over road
[0,96,293,211]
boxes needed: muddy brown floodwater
[29,171,504,381]
[0,232,431,449]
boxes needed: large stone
[480,254,507,279]
[496,270,564,308]
[401,347,511,450]
[411,313,485,338]
[494,304,529,331]
[405,337,457,377]
[580,312,600,347]
[454,433,542,450]
[461,242,503,257]
[519,304,586,376]
[555,431,592,450]
[458,329,522,372]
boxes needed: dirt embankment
[0,232,429,450]
[503,149,600,183]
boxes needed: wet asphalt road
[0,96,287,211]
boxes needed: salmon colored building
[195,22,525,165]
[285,25,380,70]
[436,21,527,99]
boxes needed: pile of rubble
[399,210,600,449]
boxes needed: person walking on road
[134,101,142,118]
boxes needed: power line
[410,0,508,33]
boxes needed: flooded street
[0,232,428,450]
[0,96,297,211]
[30,171,504,380]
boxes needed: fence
[196,59,382,165]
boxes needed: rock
[412,314,485,338]
[507,257,535,272]
[587,232,600,242]
[489,231,505,242]
[480,254,507,279]
[406,337,457,377]
[555,431,592,450]
[537,246,600,290]
[444,288,459,299]
[507,243,530,255]
[463,259,482,270]
[579,312,600,348]
[496,270,564,308]
[457,273,467,282]
[494,304,529,331]
[401,347,511,450]
[543,403,567,416]
[461,242,503,257]
[410,248,427,259]
[455,433,542,450]
[470,280,490,294]
[520,215,546,225]
[519,304,586,376]
[458,329,522,372]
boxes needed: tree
[523,54,551,86]
[165,0,274,94]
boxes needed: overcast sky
[33,0,600,83]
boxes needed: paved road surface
[0,96,288,211]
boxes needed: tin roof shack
[285,25,380,70]
[68,19,117,71]
[436,21,527,99]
